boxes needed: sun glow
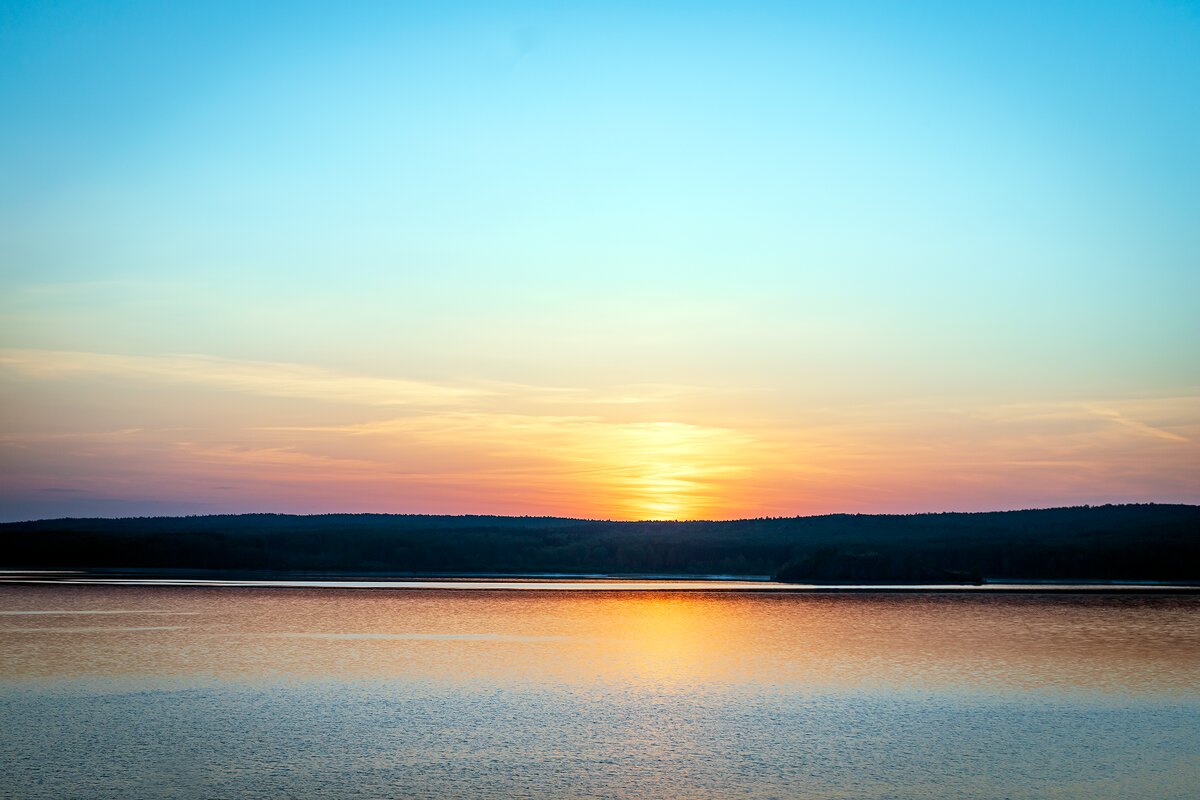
[585,421,754,520]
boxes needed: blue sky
[1,1,1197,519]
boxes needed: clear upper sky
[2,1,1197,520]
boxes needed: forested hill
[2,504,1197,583]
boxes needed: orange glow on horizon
[2,349,1197,520]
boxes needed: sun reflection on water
[2,586,1198,696]
[600,595,714,686]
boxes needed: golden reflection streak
[4,586,1199,697]
[600,595,713,686]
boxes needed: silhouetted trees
[0,504,1196,583]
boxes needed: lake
[1,582,1198,799]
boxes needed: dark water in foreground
[1,583,1198,799]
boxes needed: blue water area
[1,681,1197,799]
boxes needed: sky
[1,0,1198,521]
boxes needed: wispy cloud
[0,349,487,407]
[1084,405,1190,443]
[0,349,714,413]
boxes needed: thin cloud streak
[0,349,488,407]
[1086,405,1190,443]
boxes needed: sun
[593,421,751,520]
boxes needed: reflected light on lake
[2,584,1198,696]
[4,583,1200,800]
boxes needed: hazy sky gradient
[2,1,1197,520]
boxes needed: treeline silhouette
[1,504,1197,583]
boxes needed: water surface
[1,582,1197,798]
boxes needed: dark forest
[2,504,1196,583]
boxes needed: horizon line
[3,501,1195,526]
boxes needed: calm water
[1,583,1198,799]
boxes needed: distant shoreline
[2,570,1199,594]
[4,506,1197,585]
